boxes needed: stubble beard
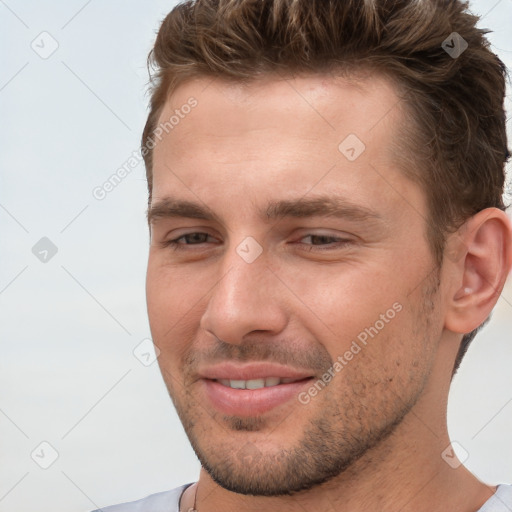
[163,270,441,496]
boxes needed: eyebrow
[147,195,383,226]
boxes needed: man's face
[146,73,444,495]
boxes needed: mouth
[197,362,317,416]
[199,369,315,416]
[214,376,310,390]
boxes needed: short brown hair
[142,0,510,372]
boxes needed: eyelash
[162,232,352,251]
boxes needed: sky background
[1,1,511,511]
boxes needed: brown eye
[298,234,352,251]
[163,232,216,249]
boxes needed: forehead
[156,71,403,153]
[151,72,417,220]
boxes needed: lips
[217,377,303,389]
[199,362,313,381]
[198,362,315,416]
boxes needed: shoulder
[88,483,193,512]
[478,484,512,512]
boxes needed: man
[93,0,512,510]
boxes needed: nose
[199,243,288,345]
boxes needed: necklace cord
[185,482,198,512]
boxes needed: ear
[444,208,512,335]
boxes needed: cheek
[275,262,406,351]
[284,265,433,395]
[146,260,197,355]
[324,303,432,417]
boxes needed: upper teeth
[217,377,299,389]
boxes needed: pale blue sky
[1,1,511,511]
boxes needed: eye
[163,232,217,249]
[297,234,353,251]
[161,232,353,252]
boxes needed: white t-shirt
[90,482,512,511]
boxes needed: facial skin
[146,73,511,512]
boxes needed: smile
[215,377,305,389]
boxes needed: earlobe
[445,208,512,335]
